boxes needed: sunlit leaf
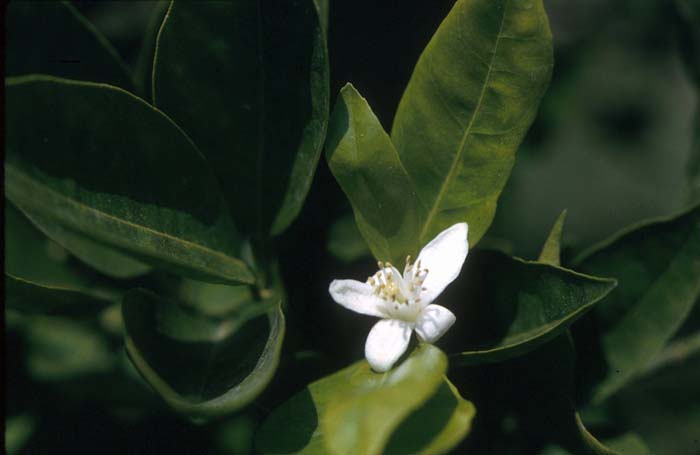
[326,84,423,263]
[391,0,553,247]
[256,344,472,454]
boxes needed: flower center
[367,256,429,318]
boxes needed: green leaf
[153,0,329,237]
[21,210,151,280]
[6,201,90,289]
[383,378,476,455]
[574,205,700,403]
[326,213,371,263]
[391,0,554,247]
[5,413,36,454]
[133,1,170,99]
[314,0,329,35]
[122,288,285,420]
[539,209,568,265]
[5,202,115,315]
[5,75,254,285]
[326,84,423,263]
[675,0,700,85]
[24,316,114,381]
[452,250,616,365]
[256,345,470,454]
[607,338,700,455]
[6,0,133,89]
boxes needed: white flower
[329,223,469,372]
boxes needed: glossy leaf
[326,213,371,263]
[452,250,616,365]
[539,209,568,265]
[5,76,254,285]
[256,345,470,454]
[391,0,554,247]
[6,1,133,89]
[122,288,285,420]
[383,378,476,455]
[153,0,329,237]
[326,84,423,263]
[574,205,700,403]
[22,210,151,280]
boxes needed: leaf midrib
[5,164,254,283]
[418,0,510,242]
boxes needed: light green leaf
[326,84,423,263]
[383,378,476,455]
[6,0,133,89]
[5,75,254,285]
[539,209,568,265]
[153,0,329,237]
[391,0,554,247]
[256,345,470,454]
[452,250,616,365]
[122,288,285,420]
[326,213,371,263]
[574,205,700,403]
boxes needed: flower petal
[365,319,413,372]
[414,304,456,343]
[416,222,469,303]
[329,279,386,317]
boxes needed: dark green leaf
[24,316,114,381]
[675,0,700,85]
[574,205,700,403]
[607,336,700,455]
[122,288,285,420]
[133,0,170,99]
[452,250,616,365]
[6,0,133,89]
[153,0,329,237]
[5,413,36,454]
[326,84,423,263]
[5,202,114,315]
[5,76,254,285]
[256,344,466,454]
[539,209,568,265]
[391,0,554,247]
[21,210,151,280]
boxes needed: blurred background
[5,0,698,453]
